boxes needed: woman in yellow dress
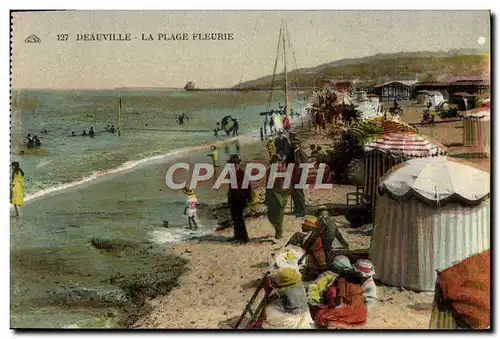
[11,161,24,217]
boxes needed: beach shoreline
[16,107,309,207]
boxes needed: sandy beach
[133,123,439,330]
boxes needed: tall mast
[282,21,290,118]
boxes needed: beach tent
[363,132,447,216]
[428,91,445,108]
[462,107,490,155]
[417,90,430,105]
[369,157,490,292]
[429,249,490,329]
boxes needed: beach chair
[233,272,273,329]
[286,220,326,270]
[346,185,366,207]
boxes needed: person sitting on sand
[182,185,198,230]
[317,206,349,251]
[109,125,116,134]
[71,131,76,137]
[88,127,95,137]
[312,257,377,329]
[10,161,24,217]
[207,145,219,167]
[262,267,314,329]
[82,130,87,136]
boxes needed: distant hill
[237,49,490,88]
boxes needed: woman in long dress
[11,161,24,217]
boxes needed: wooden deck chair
[346,185,366,207]
[233,272,273,329]
[295,221,326,269]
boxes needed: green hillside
[238,50,490,88]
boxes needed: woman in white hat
[182,185,198,229]
[353,259,377,307]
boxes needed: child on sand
[207,145,219,167]
[182,186,198,229]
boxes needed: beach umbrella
[381,119,418,134]
[462,107,490,155]
[364,132,445,157]
[362,132,447,216]
[370,157,490,292]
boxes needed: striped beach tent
[363,132,447,216]
[429,250,490,329]
[369,157,490,292]
[462,108,490,155]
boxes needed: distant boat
[184,81,197,91]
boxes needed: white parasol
[379,156,490,206]
[463,107,490,121]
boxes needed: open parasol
[382,120,418,134]
[364,132,446,158]
[378,156,490,206]
[463,107,490,121]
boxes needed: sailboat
[260,20,297,136]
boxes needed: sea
[9,89,309,328]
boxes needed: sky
[11,10,490,89]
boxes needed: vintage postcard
[9,10,490,330]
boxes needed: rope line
[266,21,284,112]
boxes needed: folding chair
[286,220,326,269]
[233,272,273,329]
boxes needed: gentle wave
[21,107,309,206]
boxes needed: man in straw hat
[227,154,252,243]
[182,185,198,229]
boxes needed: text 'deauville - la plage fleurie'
[71,33,235,42]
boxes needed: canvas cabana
[429,250,490,329]
[363,132,447,216]
[369,157,490,292]
[462,107,490,155]
[417,90,430,105]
